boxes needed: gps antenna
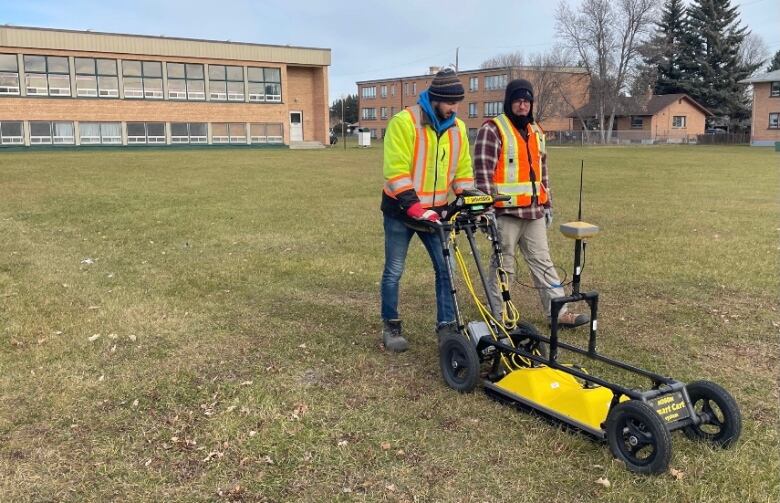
[578,160,584,221]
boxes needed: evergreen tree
[329,94,358,125]
[768,50,780,72]
[685,0,756,125]
[649,0,689,95]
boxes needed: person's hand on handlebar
[406,202,440,222]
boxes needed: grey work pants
[487,215,567,319]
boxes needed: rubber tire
[605,400,672,475]
[439,333,480,393]
[510,321,549,359]
[683,380,742,448]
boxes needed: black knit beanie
[428,68,465,102]
[504,79,535,130]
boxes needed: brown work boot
[382,319,408,352]
[553,311,590,329]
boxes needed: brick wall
[357,68,590,138]
[0,46,329,146]
[651,98,707,139]
[751,82,780,143]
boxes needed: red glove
[406,202,440,222]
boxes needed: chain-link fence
[545,130,750,146]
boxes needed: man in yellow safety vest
[379,68,475,352]
[474,79,589,329]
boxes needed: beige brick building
[356,66,589,140]
[740,70,780,147]
[572,94,711,143]
[0,26,330,147]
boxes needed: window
[630,116,644,129]
[370,128,377,138]
[484,101,502,117]
[79,122,122,144]
[170,122,207,144]
[362,108,377,120]
[247,67,281,102]
[24,55,71,96]
[380,85,387,98]
[484,74,507,91]
[672,116,686,128]
[390,106,395,116]
[404,82,409,95]
[74,58,119,98]
[127,122,165,144]
[771,82,780,97]
[468,128,478,141]
[122,60,163,99]
[391,85,395,96]
[0,121,23,145]
[468,102,477,118]
[380,107,388,119]
[0,54,20,95]
[30,121,74,144]
[769,113,779,129]
[250,123,284,144]
[166,63,205,101]
[380,128,386,138]
[211,123,247,144]
[361,86,376,99]
[469,77,478,92]
[412,83,417,95]
[208,65,244,101]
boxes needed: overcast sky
[2,0,778,103]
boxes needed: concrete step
[289,141,326,150]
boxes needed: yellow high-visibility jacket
[382,105,474,213]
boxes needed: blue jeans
[380,214,455,325]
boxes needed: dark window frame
[24,54,71,97]
[167,62,205,101]
[247,66,282,103]
[207,64,244,102]
[74,57,119,98]
[0,54,20,96]
[122,60,163,100]
[769,112,779,129]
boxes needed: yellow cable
[448,222,533,370]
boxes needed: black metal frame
[431,200,704,433]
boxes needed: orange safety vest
[383,105,472,208]
[491,113,548,208]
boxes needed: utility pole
[455,47,459,72]
[341,94,346,150]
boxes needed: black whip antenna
[578,160,584,221]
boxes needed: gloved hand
[406,202,440,222]
[543,207,553,229]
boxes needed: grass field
[0,143,778,502]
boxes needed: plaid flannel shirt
[474,120,551,220]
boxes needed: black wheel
[683,380,741,448]
[439,334,480,393]
[605,400,672,475]
[509,321,548,359]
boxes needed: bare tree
[738,32,769,77]
[523,50,587,124]
[556,0,660,143]
[480,51,525,69]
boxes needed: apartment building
[0,25,330,147]
[356,66,589,140]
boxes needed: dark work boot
[436,321,461,346]
[382,319,408,352]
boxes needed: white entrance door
[289,111,303,142]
